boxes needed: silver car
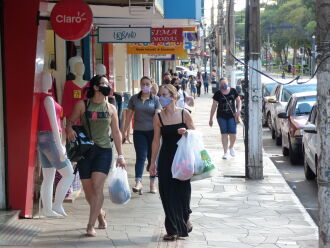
[303,104,319,180]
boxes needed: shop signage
[98,27,152,43]
[152,28,183,43]
[184,41,193,50]
[50,0,93,41]
[143,54,173,60]
[127,42,184,55]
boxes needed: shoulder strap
[220,92,235,115]
[157,113,164,127]
[84,100,93,140]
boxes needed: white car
[303,104,319,180]
[267,80,317,145]
[176,66,197,77]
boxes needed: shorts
[77,145,113,179]
[191,86,197,94]
[217,117,237,134]
[37,131,71,170]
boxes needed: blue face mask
[159,96,173,108]
[220,85,228,90]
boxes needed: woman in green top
[66,75,126,237]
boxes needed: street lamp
[311,35,316,75]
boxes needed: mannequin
[38,72,74,217]
[62,60,89,119]
[96,63,106,76]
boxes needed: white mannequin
[96,64,106,76]
[68,56,83,75]
[72,62,88,88]
[40,72,74,217]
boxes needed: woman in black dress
[149,84,195,241]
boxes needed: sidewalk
[6,93,318,248]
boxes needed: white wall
[113,44,128,92]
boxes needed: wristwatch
[118,155,124,159]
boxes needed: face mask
[99,86,111,96]
[142,86,151,93]
[220,85,228,90]
[175,85,181,91]
[159,96,173,108]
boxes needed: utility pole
[216,0,224,78]
[246,0,263,179]
[316,0,330,247]
[225,0,236,87]
[210,0,215,75]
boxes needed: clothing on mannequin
[62,61,89,119]
[38,71,74,217]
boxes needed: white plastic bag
[108,167,131,204]
[188,130,205,174]
[172,132,195,181]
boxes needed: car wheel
[271,128,276,139]
[289,138,300,165]
[304,150,316,180]
[275,127,282,146]
[282,146,289,156]
[262,113,268,127]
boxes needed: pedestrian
[149,84,195,241]
[122,76,162,194]
[211,69,218,93]
[209,77,241,159]
[66,75,126,237]
[189,75,197,99]
[281,70,286,79]
[196,72,203,97]
[121,92,132,144]
[151,83,159,96]
[171,78,194,110]
[163,72,171,85]
[202,71,209,93]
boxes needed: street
[263,128,319,225]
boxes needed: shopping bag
[191,149,216,181]
[108,167,131,204]
[172,133,195,181]
[188,130,205,174]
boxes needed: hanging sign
[50,0,93,41]
[98,27,152,43]
[151,28,183,43]
[128,42,184,55]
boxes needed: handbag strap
[84,100,93,140]
[221,91,235,116]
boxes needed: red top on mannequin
[38,93,63,132]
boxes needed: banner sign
[50,0,93,41]
[184,41,193,50]
[98,27,152,43]
[143,54,173,60]
[127,42,184,55]
[151,28,183,43]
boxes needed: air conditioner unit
[129,0,155,15]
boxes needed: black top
[213,88,239,119]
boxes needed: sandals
[163,234,178,241]
[86,224,96,237]
[98,210,107,229]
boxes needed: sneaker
[222,153,228,160]
[229,148,236,157]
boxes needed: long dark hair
[85,75,108,98]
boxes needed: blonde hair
[151,83,159,93]
[161,84,178,101]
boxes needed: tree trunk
[293,48,297,65]
[316,0,330,247]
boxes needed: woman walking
[150,84,195,240]
[122,76,162,194]
[189,76,197,99]
[209,77,241,159]
[66,75,126,237]
[196,72,203,97]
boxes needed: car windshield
[294,95,317,116]
[282,84,317,102]
[264,83,277,96]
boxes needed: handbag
[66,100,94,162]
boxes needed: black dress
[157,111,192,237]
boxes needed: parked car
[302,104,319,180]
[277,91,316,164]
[262,81,277,127]
[176,66,197,77]
[267,80,317,145]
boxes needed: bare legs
[221,134,237,153]
[81,172,107,236]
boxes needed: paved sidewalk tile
[3,94,318,248]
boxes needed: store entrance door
[0,0,6,209]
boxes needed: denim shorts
[77,145,113,179]
[38,131,71,170]
[217,117,237,134]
